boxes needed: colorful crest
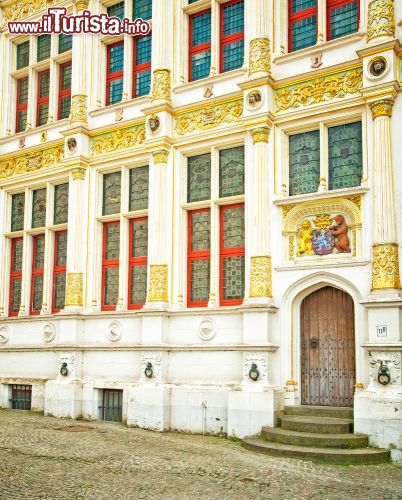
[312,229,334,255]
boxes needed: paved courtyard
[0,409,401,500]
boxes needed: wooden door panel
[301,286,355,407]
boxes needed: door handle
[310,337,319,348]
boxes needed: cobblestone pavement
[0,409,401,500]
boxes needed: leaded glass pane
[54,184,69,225]
[330,1,358,40]
[292,0,316,13]
[34,235,45,269]
[223,207,245,248]
[37,104,49,126]
[191,212,210,251]
[191,260,210,302]
[55,232,67,266]
[39,71,50,98]
[11,193,25,231]
[103,172,121,215]
[191,11,211,46]
[222,1,244,37]
[289,130,320,195]
[109,43,124,72]
[187,154,211,202]
[132,220,148,257]
[328,122,362,190]
[131,265,147,304]
[223,39,244,72]
[136,69,151,96]
[12,239,23,271]
[32,275,43,311]
[104,267,119,306]
[191,51,211,80]
[219,146,245,198]
[223,255,244,301]
[17,111,27,133]
[58,34,72,53]
[18,78,28,104]
[32,189,46,228]
[107,2,124,19]
[108,78,123,104]
[54,273,66,310]
[292,15,316,51]
[136,35,151,64]
[134,0,152,20]
[17,41,29,70]
[11,278,22,313]
[105,224,120,260]
[37,35,50,62]
[129,167,149,211]
[59,96,71,120]
[60,63,72,90]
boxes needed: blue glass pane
[223,39,244,72]
[134,0,152,20]
[109,43,124,72]
[136,35,151,64]
[136,69,151,96]
[108,78,123,104]
[289,130,320,195]
[292,15,316,51]
[222,1,244,36]
[191,12,211,46]
[292,0,316,13]
[191,51,211,80]
[330,2,358,40]
[107,2,124,20]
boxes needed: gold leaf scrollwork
[90,125,145,155]
[3,0,57,21]
[249,256,272,298]
[71,167,86,180]
[175,101,243,135]
[151,69,171,102]
[367,0,395,41]
[70,95,87,124]
[249,37,270,75]
[65,273,83,306]
[313,214,333,231]
[74,0,89,10]
[148,265,168,302]
[282,204,296,220]
[152,149,169,164]
[0,146,63,179]
[372,243,401,290]
[289,236,295,261]
[250,127,270,144]
[346,195,362,209]
[275,68,363,111]
[369,99,394,119]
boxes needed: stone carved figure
[297,220,314,256]
[329,215,351,253]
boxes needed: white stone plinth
[44,380,83,419]
[127,385,171,431]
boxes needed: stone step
[279,415,353,434]
[242,438,391,465]
[284,405,353,419]
[261,427,368,449]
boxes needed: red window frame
[106,41,124,106]
[288,1,318,52]
[219,0,244,73]
[16,77,28,133]
[30,234,45,315]
[187,208,210,308]
[58,61,72,120]
[326,0,359,40]
[188,8,211,81]
[36,69,50,127]
[9,238,23,317]
[52,230,67,313]
[128,217,148,310]
[101,221,120,311]
[132,35,151,98]
[219,203,244,307]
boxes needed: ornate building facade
[0,0,401,461]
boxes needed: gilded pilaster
[367,0,395,42]
[151,69,171,102]
[249,257,272,298]
[148,265,169,302]
[65,273,84,307]
[249,38,270,76]
[70,95,88,125]
[372,243,401,290]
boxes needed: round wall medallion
[198,318,217,341]
[42,324,56,343]
[107,321,122,342]
[247,89,263,109]
[148,114,160,133]
[0,326,9,344]
[67,137,77,152]
[368,56,387,77]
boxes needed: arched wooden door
[300,286,355,407]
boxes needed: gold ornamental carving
[369,99,394,119]
[151,69,171,102]
[90,125,145,155]
[313,214,334,230]
[250,127,270,144]
[152,149,169,164]
[148,265,168,302]
[289,236,295,261]
[249,37,270,75]
[367,0,395,41]
[346,195,362,209]
[74,0,89,11]
[175,100,243,135]
[3,0,57,21]
[275,68,362,111]
[249,256,272,298]
[65,273,84,306]
[372,243,401,290]
[71,167,86,180]
[282,204,296,220]
[70,94,87,124]
[0,145,63,179]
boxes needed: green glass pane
[54,273,66,310]
[11,193,25,231]
[10,278,22,313]
[12,239,23,271]
[54,183,69,225]
[219,146,244,197]
[104,267,119,306]
[289,130,320,195]
[191,259,210,303]
[16,41,29,69]
[32,189,46,228]
[131,264,147,305]
[187,154,211,202]
[129,166,149,211]
[223,255,244,301]
[328,122,362,190]
[105,224,120,260]
[103,172,121,215]
[32,275,43,311]
[34,234,45,269]
[55,232,67,266]
[37,35,50,62]
[132,219,148,257]
[191,212,210,251]
[223,206,244,248]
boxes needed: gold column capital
[70,94,87,124]
[371,243,401,290]
[250,126,270,144]
[74,0,89,11]
[369,98,394,119]
[71,167,86,180]
[152,148,170,164]
[148,265,168,302]
[65,273,84,306]
[249,37,270,75]
[367,0,395,41]
[151,69,171,102]
[249,256,272,298]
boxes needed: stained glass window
[58,34,72,53]
[223,206,244,248]
[221,0,244,72]
[10,278,22,314]
[104,268,119,306]
[105,224,120,259]
[12,238,23,272]
[11,193,25,232]
[189,11,211,81]
[37,35,50,62]
[54,183,69,225]
[102,222,120,310]
[32,188,47,228]
[53,274,66,311]
[187,154,211,202]
[130,265,147,305]
[131,219,148,257]
[188,210,210,306]
[289,0,317,51]
[328,121,362,190]
[55,231,67,267]
[129,167,149,211]
[133,0,152,20]
[16,77,29,133]
[107,2,124,19]
[58,62,72,120]
[16,41,29,69]
[9,237,23,316]
[219,146,244,198]
[31,234,45,314]
[133,35,152,97]
[328,0,358,40]
[129,218,148,308]
[106,42,124,105]
[289,130,320,196]
[34,234,45,268]
[53,230,67,312]
[37,70,50,126]
[103,172,121,215]
[191,211,210,251]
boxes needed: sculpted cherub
[329,215,351,253]
[297,220,314,256]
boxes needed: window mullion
[320,122,327,191]
[318,0,326,43]
[210,0,219,76]
[119,216,128,310]
[209,201,219,307]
